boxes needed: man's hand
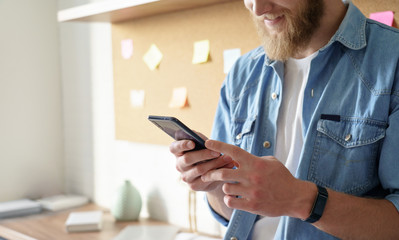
[169,134,235,192]
[201,139,316,219]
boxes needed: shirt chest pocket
[232,116,256,151]
[309,117,387,195]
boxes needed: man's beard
[252,0,325,61]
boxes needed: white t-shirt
[252,51,318,240]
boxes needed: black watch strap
[304,185,328,223]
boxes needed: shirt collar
[321,1,367,51]
[260,1,367,66]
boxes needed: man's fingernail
[211,151,220,157]
[187,141,195,149]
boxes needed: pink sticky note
[121,39,133,59]
[169,87,188,108]
[369,11,394,27]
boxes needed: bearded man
[170,0,399,239]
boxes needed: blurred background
[0,0,396,237]
[0,0,241,236]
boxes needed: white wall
[0,0,63,201]
[58,13,95,198]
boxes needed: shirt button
[271,92,278,100]
[230,237,238,240]
[263,141,271,148]
[236,133,242,140]
[345,134,352,142]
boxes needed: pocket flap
[232,116,256,144]
[316,117,386,148]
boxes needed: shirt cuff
[204,193,229,227]
[385,192,399,212]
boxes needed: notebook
[0,199,41,219]
[37,195,88,211]
[65,210,103,232]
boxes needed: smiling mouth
[263,14,284,25]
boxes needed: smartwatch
[304,185,328,223]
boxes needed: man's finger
[205,139,251,164]
[223,194,249,210]
[222,182,246,196]
[170,140,195,155]
[201,168,238,183]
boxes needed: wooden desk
[0,204,168,240]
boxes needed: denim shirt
[209,2,399,240]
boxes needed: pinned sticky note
[121,39,133,59]
[143,44,163,70]
[130,89,145,108]
[223,48,241,74]
[369,11,395,27]
[192,40,210,64]
[169,87,188,108]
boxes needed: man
[170,0,399,239]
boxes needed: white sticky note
[192,40,210,64]
[169,87,188,108]
[121,39,133,59]
[143,44,163,70]
[130,90,145,108]
[223,48,241,74]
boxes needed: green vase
[111,180,142,221]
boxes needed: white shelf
[58,0,238,23]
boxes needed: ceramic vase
[111,180,142,221]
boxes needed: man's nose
[251,0,273,16]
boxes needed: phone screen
[148,115,206,151]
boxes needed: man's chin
[262,41,294,62]
[257,22,285,36]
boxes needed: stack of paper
[0,199,42,218]
[65,210,103,232]
[37,195,89,211]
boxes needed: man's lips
[263,14,284,26]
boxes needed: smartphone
[148,115,206,151]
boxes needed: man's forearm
[313,188,399,239]
[207,185,233,221]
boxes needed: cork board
[353,0,399,28]
[112,0,398,145]
[112,0,260,145]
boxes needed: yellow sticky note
[169,87,188,108]
[192,40,210,64]
[143,44,163,70]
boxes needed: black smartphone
[148,115,206,151]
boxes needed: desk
[0,204,168,240]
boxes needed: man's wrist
[206,184,233,220]
[291,181,318,220]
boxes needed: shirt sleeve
[210,79,233,144]
[205,69,234,227]
[379,88,399,211]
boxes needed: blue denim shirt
[209,2,399,239]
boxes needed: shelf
[58,0,239,23]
